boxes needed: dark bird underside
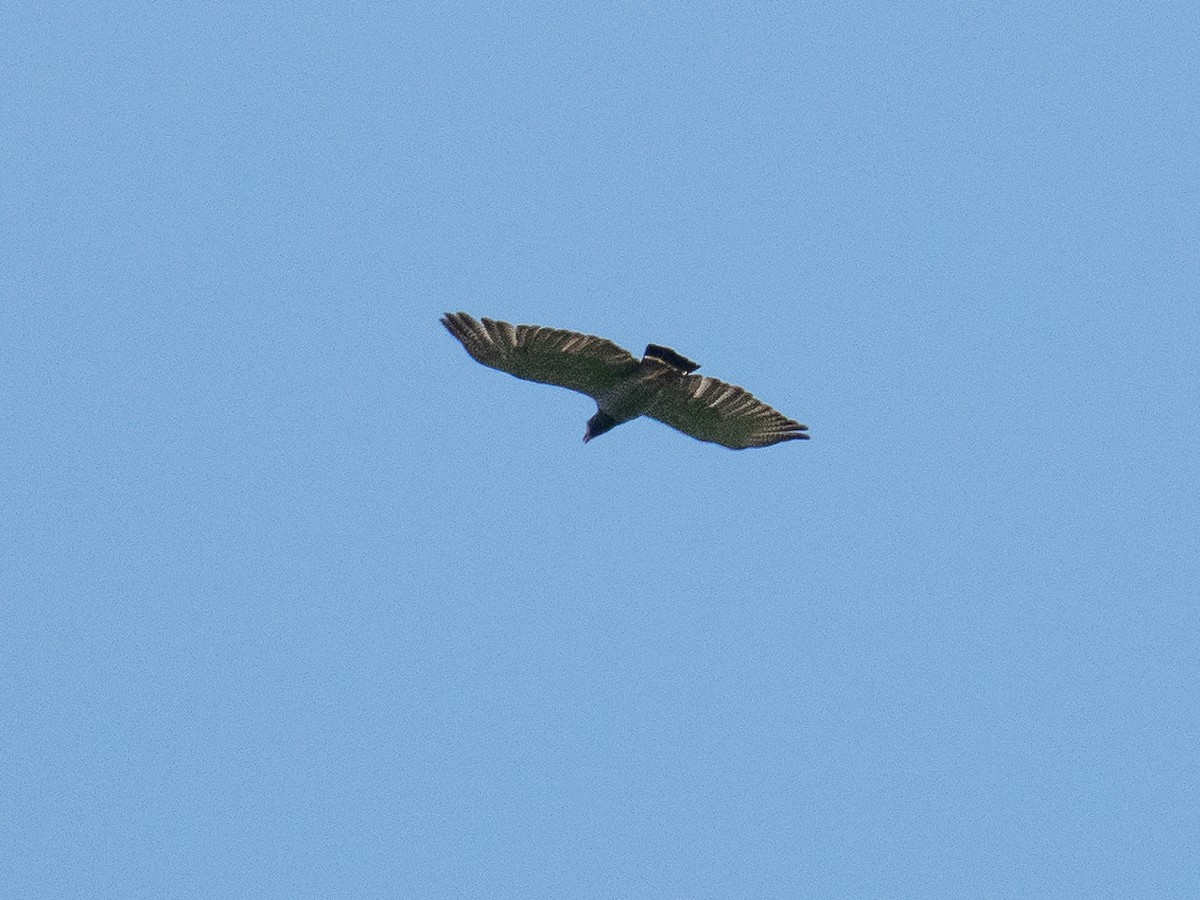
[440,312,810,449]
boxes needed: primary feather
[440,312,809,449]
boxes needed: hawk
[441,313,809,449]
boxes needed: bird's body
[587,358,675,433]
[440,312,809,449]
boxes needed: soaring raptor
[441,313,809,449]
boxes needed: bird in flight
[441,312,809,449]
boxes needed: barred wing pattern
[441,312,639,398]
[646,375,809,449]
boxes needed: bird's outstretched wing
[645,375,809,449]
[441,312,639,398]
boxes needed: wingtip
[441,311,478,337]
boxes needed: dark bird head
[583,411,617,443]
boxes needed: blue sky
[4,3,1198,897]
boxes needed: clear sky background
[4,3,1198,897]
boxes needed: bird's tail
[643,344,701,373]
